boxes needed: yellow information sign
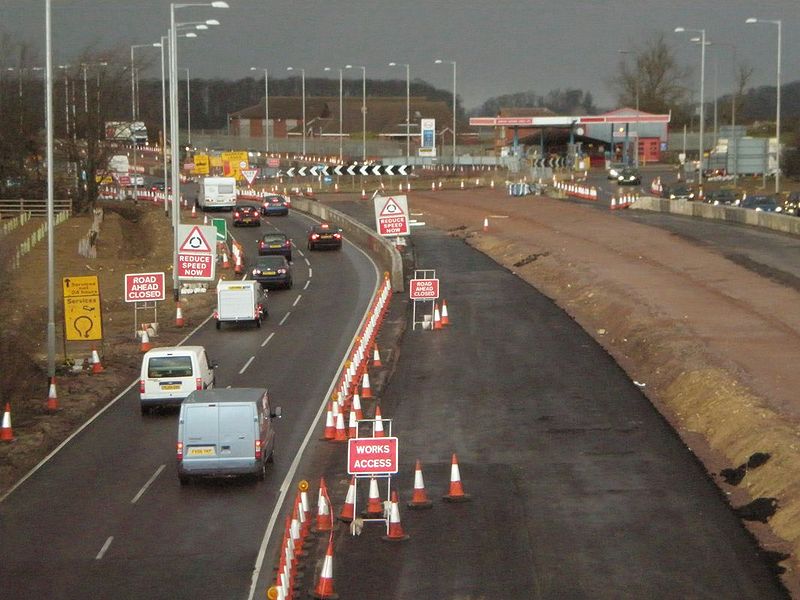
[221,151,249,180]
[192,154,210,175]
[62,275,103,341]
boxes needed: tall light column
[130,43,160,120]
[435,59,457,166]
[746,18,782,193]
[45,0,56,385]
[160,35,169,214]
[346,65,366,161]
[674,27,706,186]
[324,67,343,161]
[286,66,306,156]
[389,62,410,165]
[184,68,192,147]
[250,67,269,154]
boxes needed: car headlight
[252,269,260,275]
[776,206,782,212]
[688,193,695,199]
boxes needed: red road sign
[241,169,258,185]
[179,226,213,253]
[347,437,399,475]
[177,253,213,279]
[373,195,410,237]
[409,278,439,300]
[267,158,280,168]
[124,272,165,303]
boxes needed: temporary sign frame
[411,269,437,330]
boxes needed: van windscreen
[218,184,234,194]
[148,355,193,378]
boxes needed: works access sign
[176,224,217,282]
[347,437,399,475]
[373,194,410,237]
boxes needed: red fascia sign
[177,253,213,279]
[409,278,439,300]
[124,272,165,302]
[347,436,399,475]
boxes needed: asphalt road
[0,207,380,600]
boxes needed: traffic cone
[372,346,382,368]
[191,204,197,218]
[309,535,338,599]
[361,188,367,200]
[300,484,312,525]
[441,300,450,326]
[222,249,230,269]
[91,347,104,373]
[333,411,348,442]
[443,453,471,502]
[175,302,184,327]
[482,217,489,232]
[364,476,384,518]
[203,214,208,225]
[140,325,152,352]
[361,372,372,399]
[321,402,335,440]
[234,253,243,275]
[373,405,385,437]
[433,303,442,330]
[351,391,363,421]
[347,410,358,439]
[407,459,433,509]
[314,477,333,533]
[338,476,356,523]
[1,403,14,442]
[46,376,59,412]
[381,491,409,542]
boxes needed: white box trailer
[215,280,267,329]
[198,176,237,211]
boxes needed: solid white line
[246,228,381,600]
[308,268,312,278]
[279,312,290,326]
[130,464,166,504]
[239,356,256,374]
[292,294,302,307]
[0,312,215,504]
[304,257,310,266]
[303,280,310,290]
[95,536,113,560]
[260,332,275,348]
[296,249,305,258]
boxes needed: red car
[232,205,261,227]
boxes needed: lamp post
[324,67,343,161]
[674,27,706,187]
[81,61,107,113]
[389,62,410,166]
[434,58,457,166]
[169,1,228,301]
[746,18,782,193]
[45,0,56,387]
[130,43,160,120]
[286,66,306,156]
[346,64,366,161]
[250,67,269,155]
[183,68,192,147]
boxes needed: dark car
[150,181,171,193]
[607,163,625,180]
[664,184,696,201]
[616,168,641,186]
[261,195,290,216]
[704,188,737,205]
[258,232,292,261]
[232,205,261,227]
[740,195,782,213]
[307,222,343,251]
[781,191,800,216]
[252,255,292,289]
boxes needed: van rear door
[183,404,219,469]
[218,404,256,470]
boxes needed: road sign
[211,218,227,243]
[409,278,439,300]
[177,224,217,281]
[124,272,165,303]
[179,225,213,252]
[241,169,258,185]
[193,154,210,175]
[347,437,399,475]
[62,275,102,341]
[373,194,410,237]
[267,157,280,168]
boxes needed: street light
[80,61,107,113]
[324,67,343,161]
[286,67,306,156]
[617,50,639,112]
[434,58,457,166]
[389,62,410,166]
[183,68,192,147]
[130,42,160,120]
[346,64,366,161]
[674,27,706,186]
[746,17,782,193]
[250,67,269,154]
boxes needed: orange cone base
[337,513,353,524]
[362,506,384,518]
[310,586,339,600]
[407,498,433,510]
[381,530,410,542]
[443,492,471,503]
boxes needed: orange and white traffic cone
[191,204,197,219]
[347,410,358,439]
[175,302,184,327]
[338,476,356,523]
[314,477,333,533]
[321,402,335,441]
[373,405,385,438]
[372,346,382,367]
[407,459,432,509]
[333,411,348,442]
[309,534,338,599]
[381,491,409,542]
[1,403,14,442]
[361,189,367,200]
[441,300,450,326]
[91,347,104,374]
[46,376,59,412]
[363,476,384,518]
[433,303,442,330]
[140,325,152,352]
[234,253,243,275]
[222,249,230,269]
[482,217,489,232]
[351,392,363,421]
[361,372,372,399]
[443,453,471,502]
[203,214,208,225]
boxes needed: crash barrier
[290,196,403,292]
[8,210,71,270]
[0,211,32,237]
[552,180,599,201]
[0,198,72,218]
[630,196,800,237]
[609,194,639,210]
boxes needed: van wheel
[257,460,267,481]
[215,321,221,330]
[267,448,275,464]
[179,474,192,486]
[256,317,262,328]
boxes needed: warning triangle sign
[179,226,212,252]
[379,197,405,217]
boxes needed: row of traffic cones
[432,300,450,329]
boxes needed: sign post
[125,272,165,338]
[410,269,438,330]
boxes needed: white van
[139,346,216,414]
[197,176,237,211]
[176,388,281,484]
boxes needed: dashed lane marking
[239,356,256,374]
[261,332,275,348]
[131,464,166,504]
[95,537,113,560]
[279,312,290,326]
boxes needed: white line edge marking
[261,331,275,348]
[279,312,290,326]
[239,356,256,374]
[308,268,312,278]
[296,249,305,257]
[304,257,311,266]
[0,312,214,504]
[246,224,381,600]
[292,294,302,307]
[131,464,166,504]
[303,280,310,290]
[95,536,113,560]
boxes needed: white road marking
[304,257,310,266]
[261,332,275,348]
[95,537,113,560]
[308,268,312,278]
[131,464,166,504]
[239,356,256,374]
[411,212,424,216]
[279,312,290,326]
[488,214,509,218]
[303,280,310,290]
[296,249,305,258]
[292,295,302,307]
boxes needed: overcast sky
[3,0,799,111]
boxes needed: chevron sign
[280,164,411,178]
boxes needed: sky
[3,0,799,112]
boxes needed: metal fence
[0,198,73,217]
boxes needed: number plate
[160,384,180,390]
[187,446,216,456]
[269,244,281,248]
[320,234,332,239]
[265,270,276,275]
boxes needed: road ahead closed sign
[347,437,399,475]
[409,278,439,300]
[124,272,165,302]
[373,194,410,237]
